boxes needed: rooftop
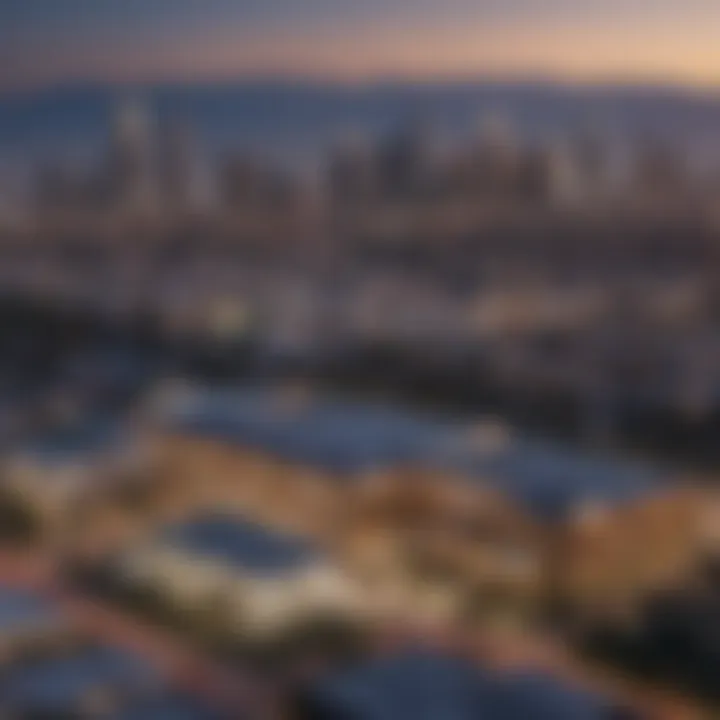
[13,416,128,469]
[0,645,157,712]
[1,646,221,718]
[163,385,665,519]
[0,587,221,719]
[114,694,224,720]
[160,513,320,575]
[300,650,622,720]
[0,585,65,637]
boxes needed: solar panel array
[0,588,222,719]
[168,386,665,519]
[160,513,319,574]
[302,650,622,720]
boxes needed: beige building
[148,428,720,631]
[112,513,364,642]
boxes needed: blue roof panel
[113,693,223,720]
[19,416,127,466]
[162,514,319,574]
[166,386,666,520]
[1,646,159,712]
[0,586,64,635]
[304,651,612,720]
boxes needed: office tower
[108,97,159,216]
[633,135,686,202]
[158,119,198,215]
[328,131,376,207]
[376,121,433,200]
[546,137,587,208]
[469,110,524,199]
[476,111,521,165]
[572,124,611,200]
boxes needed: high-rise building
[632,135,687,203]
[476,110,521,165]
[108,97,159,216]
[467,110,524,199]
[571,124,610,200]
[546,137,587,208]
[376,121,434,200]
[220,155,296,211]
[328,131,376,208]
[157,119,198,215]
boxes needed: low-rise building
[113,513,364,642]
[0,586,222,719]
[0,586,71,659]
[294,649,630,720]
[148,384,715,624]
[0,419,157,536]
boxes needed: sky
[3,0,720,91]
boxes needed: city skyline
[3,0,720,92]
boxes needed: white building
[1,422,155,525]
[114,513,363,641]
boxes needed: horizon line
[2,70,720,101]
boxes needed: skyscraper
[328,130,376,208]
[158,119,198,215]
[108,97,158,217]
[376,121,434,200]
[469,110,523,199]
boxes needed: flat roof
[164,385,665,519]
[1,647,223,718]
[160,513,320,575]
[14,417,128,469]
[113,693,223,720]
[0,645,158,712]
[302,650,617,720]
[0,585,65,637]
[0,588,220,719]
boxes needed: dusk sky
[3,0,720,90]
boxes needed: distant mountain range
[1,79,720,183]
